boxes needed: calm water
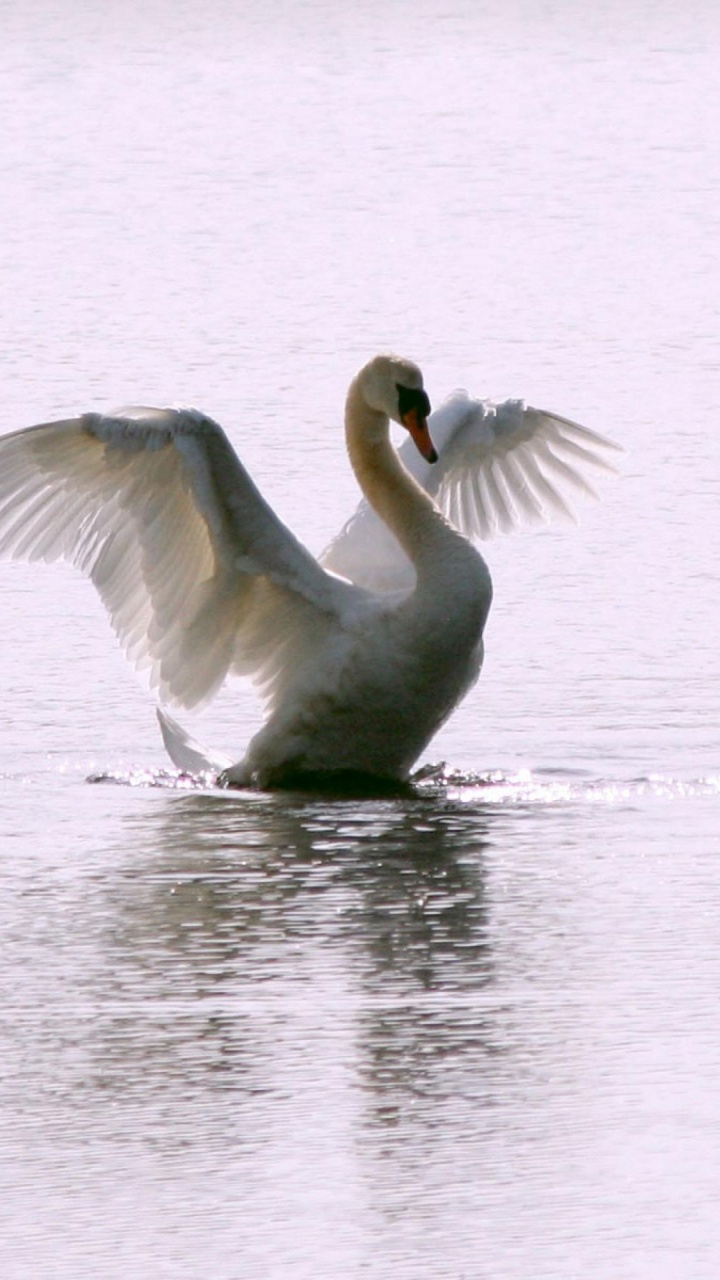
[2,1,720,1276]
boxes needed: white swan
[0,354,620,788]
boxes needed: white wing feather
[321,391,621,592]
[0,407,358,709]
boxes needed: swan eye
[396,384,431,421]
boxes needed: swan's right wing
[0,406,359,709]
[322,391,622,592]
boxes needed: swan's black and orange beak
[397,384,438,463]
[402,407,438,463]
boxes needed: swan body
[0,354,620,788]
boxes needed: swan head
[356,354,437,463]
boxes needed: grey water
[1,1,720,1276]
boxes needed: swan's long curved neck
[345,379,459,581]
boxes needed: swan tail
[156,706,233,774]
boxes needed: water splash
[86,763,720,806]
[87,767,214,791]
[419,766,720,806]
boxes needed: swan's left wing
[322,391,622,592]
[0,406,358,709]
[423,393,622,539]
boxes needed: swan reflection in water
[0,354,619,789]
[56,787,504,1139]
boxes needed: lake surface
[1,1,720,1276]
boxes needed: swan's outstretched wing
[423,393,622,539]
[0,406,358,709]
[322,391,622,592]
